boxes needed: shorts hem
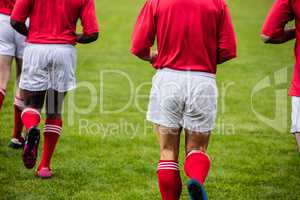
[146,117,181,129]
[182,125,214,133]
[19,85,76,92]
[0,51,15,57]
[291,129,300,134]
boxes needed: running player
[131,0,237,199]
[0,0,26,149]
[261,0,300,153]
[10,0,99,178]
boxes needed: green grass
[1,0,300,199]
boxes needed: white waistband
[158,68,216,79]
[26,43,75,49]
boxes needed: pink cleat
[36,167,53,179]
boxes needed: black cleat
[187,179,208,200]
[22,127,40,169]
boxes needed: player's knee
[186,145,207,155]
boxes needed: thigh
[156,124,182,161]
[22,89,46,109]
[147,71,185,129]
[183,77,218,133]
[0,54,13,88]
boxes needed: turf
[1,0,300,199]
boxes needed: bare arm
[76,32,99,44]
[10,19,28,36]
[261,28,296,44]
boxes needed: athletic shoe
[36,167,53,179]
[8,137,24,149]
[187,179,208,200]
[22,127,40,169]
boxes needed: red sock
[21,108,41,130]
[12,97,25,139]
[184,150,211,185]
[0,88,6,110]
[38,118,62,170]
[157,160,182,200]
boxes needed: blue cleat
[187,179,208,200]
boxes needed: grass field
[1,0,300,199]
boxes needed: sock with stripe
[38,117,62,170]
[21,108,41,130]
[184,150,211,185]
[157,160,182,200]
[0,88,6,110]
[12,97,25,139]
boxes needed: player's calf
[9,96,25,149]
[157,160,182,200]
[36,117,62,179]
[184,150,211,200]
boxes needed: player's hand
[149,51,158,64]
[76,33,99,44]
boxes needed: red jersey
[262,0,300,96]
[11,0,99,45]
[131,0,237,74]
[0,0,15,15]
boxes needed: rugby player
[261,0,300,154]
[10,0,99,178]
[131,0,237,199]
[0,0,26,149]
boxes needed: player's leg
[36,44,76,178]
[21,89,45,169]
[19,43,51,169]
[185,130,211,200]
[183,76,217,200]
[0,14,15,113]
[156,125,182,200]
[0,55,12,111]
[147,69,186,200]
[9,58,25,149]
[37,89,66,179]
[9,29,27,148]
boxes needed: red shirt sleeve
[217,1,237,64]
[262,0,294,38]
[80,0,99,35]
[11,0,33,23]
[131,0,156,58]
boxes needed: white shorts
[0,13,26,58]
[291,96,300,134]
[147,68,218,132]
[19,44,77,92]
